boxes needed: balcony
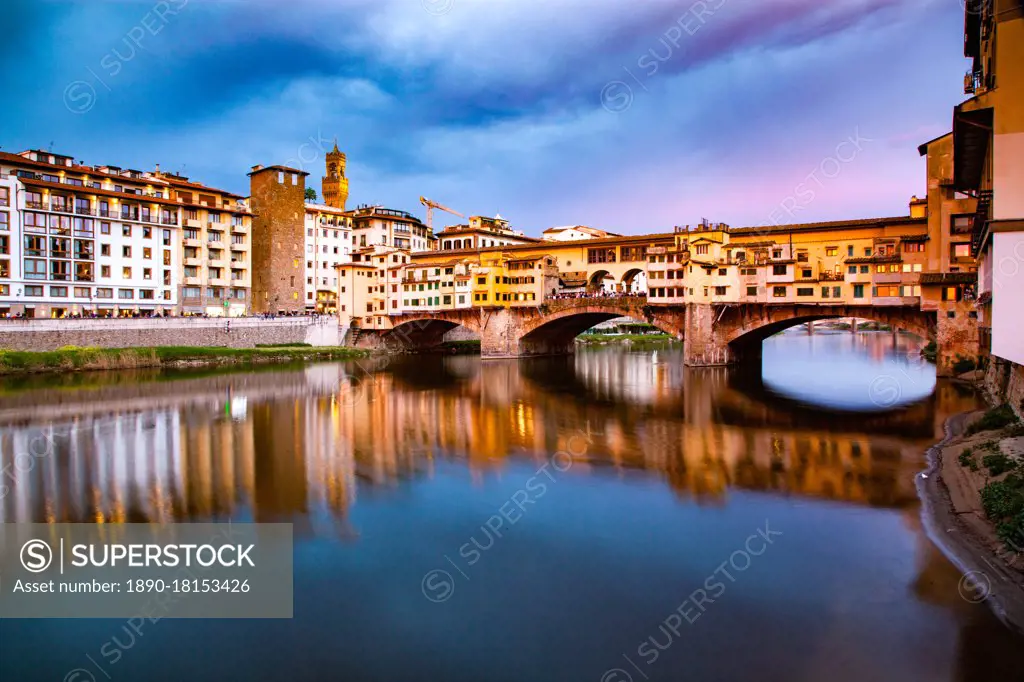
[231,222,247,233]
[819,271,845,282]
[185,218,202,228]
[74,205,95,216]
[183,238,202,247]
[207,222,224,231]
[161,217,178,226]
[25,200,43,209]
[184,257,202,266]
[183,276,202,286]
[230,242,248,251]
[49,202,71,214]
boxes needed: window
[122,267,132,279]
[951,214,972,234]
[832,286,841,298]
[718,268,727,276]
[942,286,961,302]
[797,288,813,297]
[951,243,972,259]
[122,246,132,258]
[96,288,113,299]
[801,269,812,278]
[864,247,871,256]
[772,286,786,298]
[714,286,727,296]
[587,248,616,264]
[746,286,757,296]
[860,265,869,274]
[772,264,787,276]
[24,259,46,280]
[848,265,857,274]
[695,244,709,255]
[100,222,111,235]
[118,289,134,300]
[853,284,865,298]
[0,187,8,207]
[821,287,830,298]
[24,285,43,297]
[123,225,132,237]
[74,287,90,298]
[0,213,7,231]
[49,286,68,297]
[825,247,838,257]
[903,241,925,253]
[101,265,111,278]
[874,285,899,297]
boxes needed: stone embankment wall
[986,356,1024,418]
[0,317,340,352]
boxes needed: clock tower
[322,140,349,210]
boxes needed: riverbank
[576,333,677,346]
[920,403,1024,634]
[0,345,372,376]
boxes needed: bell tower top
[322,138,349,210]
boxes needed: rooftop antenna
[48,141,54,152]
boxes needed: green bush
[982,452,1017,476]
[997,513,1024,552]
[952,356,977,374]
[958,448,975,468]
[981,475,1024,520]
[966,404,1020,436]
[920,341,937,362]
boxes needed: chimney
[251,164,264,172]
[155,163,160,173]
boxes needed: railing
[74,205,94,215]
[25,201,43,209]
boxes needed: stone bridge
[355,296,943,370]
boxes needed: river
[1,331,1022,681]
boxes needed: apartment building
[541,225,621,242]
[957,0,1024,373]
[0,149,251,317]
[303,203,352,313]
[436,215,539,251]
[400,260,473,313]
[470,253,560,307]
[349,205,433,252]
[337,246,411,329]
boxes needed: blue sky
[2,0,970,234]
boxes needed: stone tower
[249,164,309,314]
[322,140,349,210]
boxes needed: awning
[953,103,993,193]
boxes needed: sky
[2,0,971,235]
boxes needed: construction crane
[419,196,464,230]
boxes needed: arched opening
[621,268,647,295]
[519,309,679,355]
[587,270,615,294]
[728,313,935,412]
[386,318,479,352]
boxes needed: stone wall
[985,356,1024,418]
[0,318,338,352]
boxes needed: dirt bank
[919,408,1024,635]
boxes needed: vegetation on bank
[577,332,677,345]
[955,404,1024,551]
[0,345,371,375]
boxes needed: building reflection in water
[0,344,977,529]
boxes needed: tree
[304,187,317,202]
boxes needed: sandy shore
[918,409,1024,635]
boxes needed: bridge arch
[382,312,481,351]
[719,305,935,360]
[517,299,684,355]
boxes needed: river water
[1,331,1023,681]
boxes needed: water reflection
[0,335,976,528]
[1,333,1022,681]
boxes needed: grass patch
[0,345,371,375]
[254,342,312,348]
[966,404,1020,436]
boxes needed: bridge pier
[683,303,741,367]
